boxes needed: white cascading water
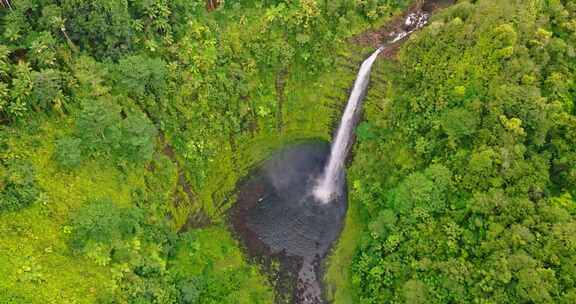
[314,12,429,204]
[313,46,383,203]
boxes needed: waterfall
[313,47,383,203]
[314,11,429,204]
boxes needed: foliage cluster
[0,159,40,212]
[66,197,271,303]
[55,100,157,169]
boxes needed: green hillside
[0,0,409,303]
[330,0,576,303]
[1,0,576,303]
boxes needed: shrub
[76,99,122,157]
[0,160,41,212]
[54,136,83,169]
[115,55,168,98]
[29,69,63,112]
[72,100,157,164]
[69,199,142,253]
[0,289,32,304]
[120,111,157,163]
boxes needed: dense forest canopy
[349,0,576,303]
[1,0,576,303]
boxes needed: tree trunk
[206,0,220,12]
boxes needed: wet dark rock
[230,142,346,304]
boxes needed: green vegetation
[330,0,576,303]
[0,159,40,212]
[6,0,574,303]
[0,0,410,303]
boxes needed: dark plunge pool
[230,141,347,304]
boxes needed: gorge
[231,7,434,304]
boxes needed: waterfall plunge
[314,12,429,204]
[313,47,383,203]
